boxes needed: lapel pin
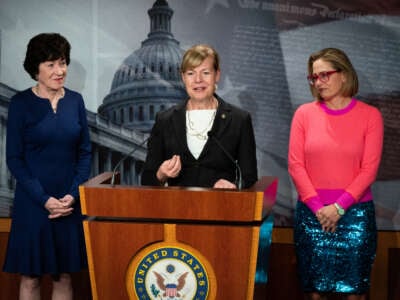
[221,113,226,119]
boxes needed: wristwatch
[334,203,345,216]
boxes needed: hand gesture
[156,155,181,183]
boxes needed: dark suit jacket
[141,95,258,188]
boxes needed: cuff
[303,196,324,214]
[336,192,355,210]
[41,195,51,207]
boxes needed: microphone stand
[207,132,243,189]
[110,138,148,186]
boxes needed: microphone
[207,131,243,189]
[110,137,149,186]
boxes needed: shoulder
[10,88,33,102]
[216,95,251,120]
[353,99,382,120]
[295,100,319,113]
[155,101,185,121]
[354,99,380,113]
[292,100,320,118]
[64,88,87,108]
[64,88,83,101]
[9,88,35,111]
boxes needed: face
[181,56,220,102]
[312,59,345,101]
[36,58,67,91]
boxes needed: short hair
[307,48,358,100]
[23,33,71,80]
[180,44,220,73]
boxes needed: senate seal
[127,245,211,300]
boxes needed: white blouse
[186,109,216,159]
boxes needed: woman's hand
[316,204,341,232]
[156,155,181,184]
[59,194,75,208]
[213,179,237,189]
[45,196,73,219]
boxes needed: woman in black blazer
[141,44,258,189]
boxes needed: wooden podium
[79,172,277,300]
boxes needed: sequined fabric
[294,201,377,294]
[255,213,274,284]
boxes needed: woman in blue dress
[3,33,91,299]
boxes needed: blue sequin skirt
[294,201,377,294]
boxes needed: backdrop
[0,0,399,229]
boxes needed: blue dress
[3,88,91,276]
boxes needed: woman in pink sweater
[288,48,383,300]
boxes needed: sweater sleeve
[288,106,323,213]
[6,97,50,206]
[340,106,384,208]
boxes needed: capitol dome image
[98,0,187,132]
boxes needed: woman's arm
[288,107,323,214]
[67,96,92,199]
[336,107,384,210]
[6,97,50,206]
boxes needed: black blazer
[141,95,258,188]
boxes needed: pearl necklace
[33,85,65,113]
[186,109,216,140]
[186,98,218,140]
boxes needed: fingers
[159,155,181,179]
[59,194,75,207]
[316,205,341,232]
[167,155,179,167]
[325,225,336,233]
[45,196,74,219]
[48,206,73,215]
[316,212,335,233]
[213,179,237,189]
[318,216,337,232]
[48,208,73,219]
[167,155,181,174]
[322,222,337,232]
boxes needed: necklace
[186,109,216,140]
[33,85,65,113]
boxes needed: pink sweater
[288,99,383,214]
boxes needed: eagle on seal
[153,271,189,297]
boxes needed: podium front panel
[80,174,277,300]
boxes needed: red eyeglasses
[307,70,339,85]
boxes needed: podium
[79,172,277,300]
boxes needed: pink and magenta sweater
[288,99,383,214]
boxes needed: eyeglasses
[307,70,339,85]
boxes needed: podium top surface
[79,172,277,223]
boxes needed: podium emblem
[127,245,211,299]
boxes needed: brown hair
[180,44,220,73]
[308,48,358,100]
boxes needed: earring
[214,83,218,90]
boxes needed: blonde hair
[180,44,220,73]
[308,48,358,100]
